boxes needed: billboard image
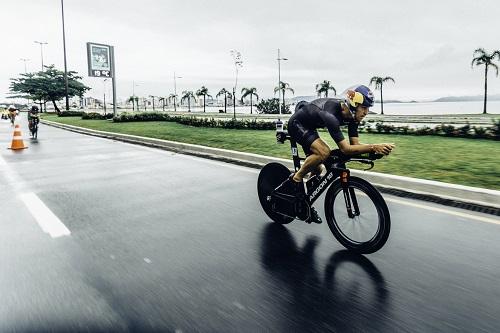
[87,42,113,77]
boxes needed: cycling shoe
[306,207,322,224]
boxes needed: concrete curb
[41,119,500,216]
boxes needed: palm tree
[168,93,178,111]
[195,86,212,112]
[149,95,156,111]
[315,80,336,98]
[274,81,294,112]
[216,88,232,113]
[127,96,136,111]
[181,90,195,112]
[158,97,165,112]
[241,87,259,114]
[369,76,395,115]
[472,48,500,114]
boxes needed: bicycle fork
[340,170,360,218]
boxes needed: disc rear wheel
[257,163,294,224]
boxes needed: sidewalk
[41,119,500,216]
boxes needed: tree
[315,80,336,98]
[168,93,178,111]
[9,65,90,113]
[472,48,500,114]
[149,95,156,111]
[181,91,195,112]
[256,98,291,114]
[158,97,166,111]
[216,88,232,113]
[241,87,259,114]
[274,81,294,112]
[196,86,212,112]
[369,76,395,115]
[127,96,138,111]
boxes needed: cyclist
[285,84,395,223]
[28,105,40,135]
[7,105,17,125]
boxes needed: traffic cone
[8,124,28,150]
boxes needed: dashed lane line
[0,153,70,238]
[19,192,71,238]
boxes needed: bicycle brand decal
[291,148,298,156]
[309,172,334,202]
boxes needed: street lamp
[34,41,48,71]
[34,41,48,112]
[173,72,182,111]
[19,58,30,73]
[60,0,70,111]
[230,50,243,119]
[277,48,288,117]
[103,78,108,115]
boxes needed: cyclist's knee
[312,145,330,161]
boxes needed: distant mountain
[289,96,411,104]
[433,94,500,102]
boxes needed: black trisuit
[287,98,359,155]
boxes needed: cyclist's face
[355,106,369,122]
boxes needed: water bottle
[276,118,284,132]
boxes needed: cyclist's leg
[294,138,330,182]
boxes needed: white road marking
[19,192,71,238]
[385,197,500,225]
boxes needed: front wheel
[324,176,390,254]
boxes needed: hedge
[82,112,114,120]
[359,120,499,140]
[58,111,83,117]
[108,112,499,140]
[112,112,276,130]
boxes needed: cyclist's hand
[374,143,395,155]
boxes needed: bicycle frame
[272,132,354,217]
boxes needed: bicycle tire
[324,176,390,254]
[257,163,294,224]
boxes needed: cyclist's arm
[341,137,395,155]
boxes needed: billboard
[86,42,113,77]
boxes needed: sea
[173,100,500,116]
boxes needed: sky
[2,0,500,103]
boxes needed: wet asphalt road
[1,116,500,333]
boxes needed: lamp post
[20,58,30,73]
[103,78,108,115]
[60,0,70,111]
[34,41,48,71]
[277,48,288,117]
[34,41,48,112]
[173,72,182,111]
[20,58,30,105]
[230,50,243,119]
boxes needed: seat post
[290,139,301,172]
